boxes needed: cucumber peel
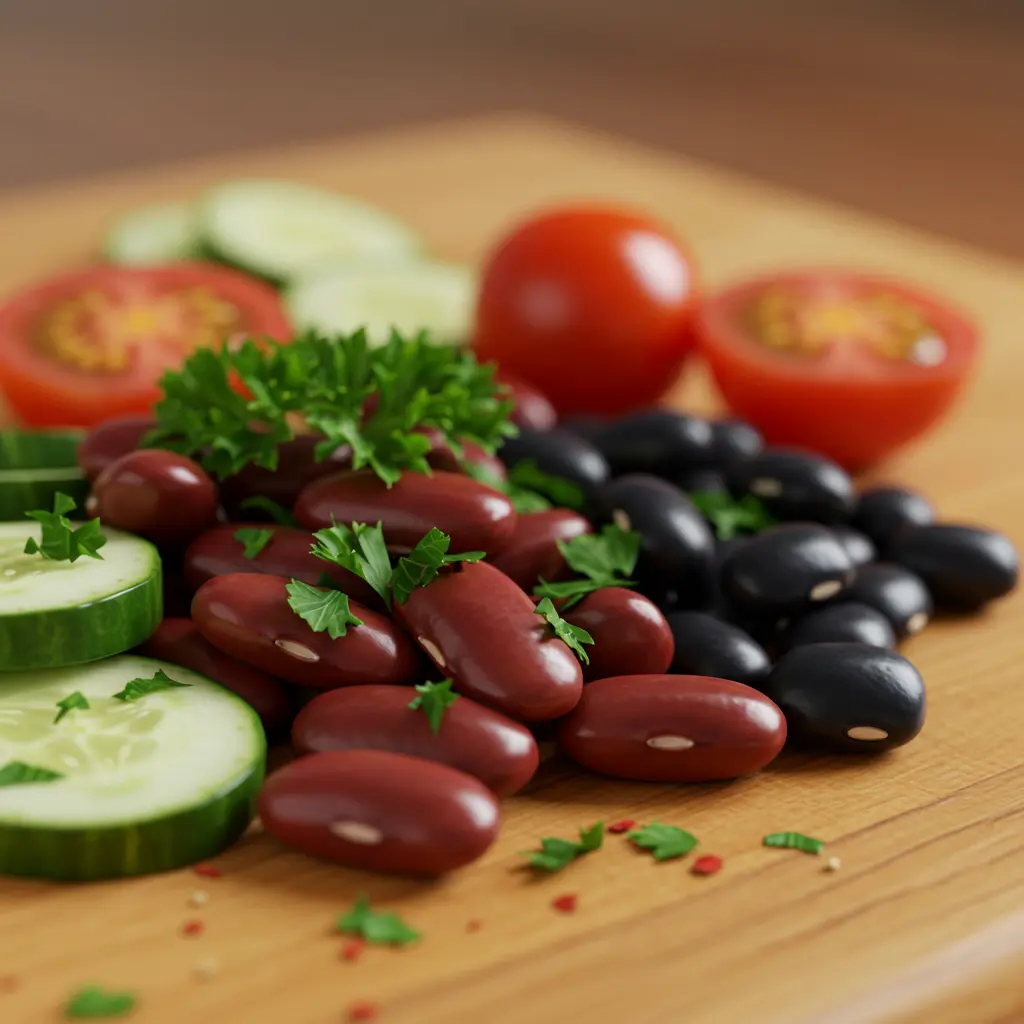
[0,431,88,522]
[103,201,202,265]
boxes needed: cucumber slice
[0,655,264,880]
[0,523,161,671]
[0,431,88,522]
[103,201,201,264]
[286,261,477,347]
[200,180,423,284]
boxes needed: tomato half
[694,270,979,469]
[0,263,291,428]
[473,207,699,416]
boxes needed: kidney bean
[557,674,786,782]
[292,685,538,796]
[853,485,935,553]
[139,618,293,735]
[491,509,591,591]
[498,427,610,503]
[422,431,508,484]
[393,560,583,721]
[665,611,771,689]
[781,602,896,652]
[563,587,674,680]
[839,563,932,639]
[259,750,500,875]
[192,573,420,689]
[77,416,156,481]
[497,372,558,431]
[295,469,517,555]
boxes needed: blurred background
[1,0,1022,257]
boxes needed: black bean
[710,419,764,464]
[677,468,728,495]
[665,611,771,688]
[718,523,854,618]
[591,410,714,478]
[725,447,855,524]
[852,486,934,552]
[839,563,932,640]
[499,427,610,502]
[889,524,1019,610]
[831,525,877,569]
[557,415,608,444]
[766,643,926,753]
[781,602,896,651]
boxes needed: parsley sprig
[763,831,824,855]
[112,669,192,702]
[534,597,594,664]
[506,459,584,510]
[63,986,136,1018]
[23,493,106,563]
[235,526,274,559]
[0,761,64,787]
[533,524,640,608]
[407,679,460,735]
[628,822,698,861]
[689,491,776,540]
[337,894,421,946]
[391,529,485,605]
[286,580,364,639]
[54,691,90,724]
[520,821,604,872]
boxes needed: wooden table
[1,116,1023,1024]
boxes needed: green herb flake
[234,526,275,559]
[112,669,192,702]
[461,460,552,513]
[286,579,364,639]
[520,821,605,872]
[23,492,107,563]
[628,822,698,862]
[763,831,824,855]
[407,679,460,735]
[0,761,64,787]
[689,491,777,540]
[238,495,297,526]
[54,691,90,724]
[507,459,584,510]
[533,524,640,608]
[336,894,421,946]
[64,986,136,1019]
[534,597,594,664]
[392,528,485,605]
[310,521,393,607]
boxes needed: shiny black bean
[839,563,933,639]
[592,474,715,609]
[852,486,934,552]
[726,447,855,524]
[590,410,714,479]
[498,427,609,503]
[557,416,608,444]
[781,602,896,651]
[665,611,770,688]
[766,643,926,753]
[889,524,1019,610]
[831,525,877,569]
[711,419,764,464]
[677,468,727,495]
[718,523,854,617]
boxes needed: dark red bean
[293,685,539,796]
[491,509,591,591]
[557,674,786,782]
[87,449,219,543]
[564,587,674,681]
[394,560,583,721]
[258,750,501,875]
[77,416,156,481]
[418,426,508,483]
[139,618,293,736]
[497,372,558,431]
[295,469,517,555]
[192,573,420,689]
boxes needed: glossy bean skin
[557,415,608,444]
[557,674,787,782]
[77,416,156,481]
[726,447,855,524]
[139,618,293,736]
[592,474,715,609]
[183,523,381,608]
[711,419,763,465]
[889,524,1019,610]
[831,525,877,569]
[424,439,508,484]
[259,750,500,875]
[780,602,896,652]
[490,509,591,591]
[563,587,674,681]
[677,468,727,495]
[292,685,539,796]
[665,611,771,689]
[591,410,714,479]
[393,560,584,721]
[766,643,925,753]
[498,427,610,502]
[295,469,517,555]
[719,523,854,618]
[192,573,421,689]
[87,449,219,544]
[853,485,934,553]
[497,372,559,431]
[839,563,933,639]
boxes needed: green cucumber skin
[0,431,88,522]
[0,474,89,523]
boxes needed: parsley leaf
[520,821,605,872]
[689,491,777,540]
[63,986,136,1018]
[0,761,64,787]
[23,492,107,563]
[392,528,485,605]
[506,459,584,510]
[532,524,640,608]
[310,521,393,607]
[628,822,698,861]
[407,679,460,735]
[763,831,824,855]
[238,495,297,526]
[54,691,90,724]
[234,526,275,559]
[286,579,364,638]
[337,894,421,946]
[534,597,594,664]
[112,669,192,702]
[461,460,552,513]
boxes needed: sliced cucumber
[0,655,264,880]
[0,523,161,671]
[199,180,423,284]
[0,431,88,522]
[103,201,201,264]
[286,261,476,347]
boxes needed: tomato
[0,263,290,428]
[473,207,699,416]
[693,270,979,469]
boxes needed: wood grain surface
[1,116,1023,1024]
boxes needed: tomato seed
[607,819,636,834]
[691,855,723,876]
[348,1000,379,1021]
[552,894,578,913]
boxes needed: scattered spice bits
[691,854,724,877]
[64,986,136,1019]
[551,893,578,914]
[340,939,366,962]
[192,863,222,879]
[824,856,842,872]
[466,919,483,933]
[337,895,421,946]
[188,890,209,908]
[763,831,825,855]
[194,958,220,982]
[628,822,698,862]
[347,1001,379,1022]
[520,820,604,872]
[607,819,636,835]
[180,919,206,938]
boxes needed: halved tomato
[693,270,979,469]
[0,263,290,428]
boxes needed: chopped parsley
[234,526,274,559]
[534,597,594,664]
[407,679,460,735]
[520,821,604,872]
[238,495,296,526]
[337,894,420,946]
[0,761,64,787]
[112,669,192,702]
[23,492,106,563]
[628,822,698,861]
[689,491,776,540]
[392,528,484,605]
[285,580,364,639]
[763,831,824,855]
[63,986,136,1019]
[506,459,584,510]
[533,524,640,607]
[54,691,90,724]
[310,521,393,607]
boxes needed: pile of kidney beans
[77,377,1020,877]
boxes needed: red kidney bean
[183,523,381,608]
[87,449,219,544]
[557,674,786,781]
[258,750,501,875]
[294,469,517,555]
[491,509,591,591]
[417,426,508,483]
[77,416,156,481]
[564,587,674,681]
[139,618,293,735]
[394,560,583,721]
[293,685,539,796]
[497,372,558,431]
[192,573,420,689]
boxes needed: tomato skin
[473,207,699,416]
[694,271,979,470]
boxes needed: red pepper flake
[691,854,724,876]
[551,893,578,913]
[347,1000,379,1021]
[465,918,483,933]
[193,864,222,879]
[340,939,366,962]
[181,919,206,938]
[607,819,636,834]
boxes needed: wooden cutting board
[1,115,1023,1024]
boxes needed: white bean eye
[750,478,783,498]
[906,611,929,634]
[646,735,695,751]
[846,725,889,741]
[809,579,843,602]
[612,509,632,532]
[274,639,320,662]
[418,638,446,668]
[329,821,384,845]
